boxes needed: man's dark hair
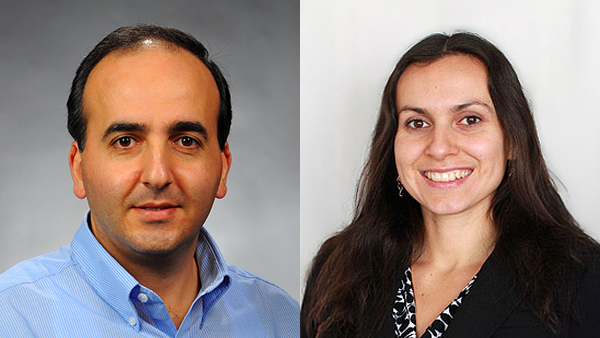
[67,24,232,151]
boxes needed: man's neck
[113,244,201,329]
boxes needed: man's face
[69,46,231,263]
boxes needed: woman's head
[360,32,545,226]
[394,54,507,220]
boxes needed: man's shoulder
[226,263,279,285]
[225,263,299,308]
[213,263,299,336]
[226,263,295,295]
[0,245,76,293]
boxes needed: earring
[396,177,404,197]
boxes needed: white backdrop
[300,0,600,293]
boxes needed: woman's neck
[416,207,497,270]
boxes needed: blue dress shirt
[0,213,299,337]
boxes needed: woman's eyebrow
[452,100,494,113]
[397,100,493,115]
[397,106,427,115]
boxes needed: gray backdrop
[301,0,600,292]
[0,0,299,301]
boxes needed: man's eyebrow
[102,122,148,141]
[168,121,208,140]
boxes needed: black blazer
[377,251,600,338]
[304,250,600,338]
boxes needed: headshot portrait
[301,1,600,337]
[0,1,299,337]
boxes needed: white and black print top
[392,267,477,338]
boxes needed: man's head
[67,25,232,262]
[67,24,232,151]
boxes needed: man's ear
[216,142,232,199]
[68,142,87,199]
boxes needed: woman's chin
[419,199,484,219]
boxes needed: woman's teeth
[424,169,472,182]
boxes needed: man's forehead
[82,44,220,133]
[88,44,215,86]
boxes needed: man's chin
[127,235,196,258]
[129,240,181,256]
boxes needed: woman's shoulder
[566,245,600,335]
[304,237,338,288]
[569,241,600,291]
[301,237,338,338]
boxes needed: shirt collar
[195,228,231,324]
[70,211,231,331]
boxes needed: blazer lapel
[444,251,524,338]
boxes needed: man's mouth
[135,203,178,211]
[140,207,173,211]
[133,203,179,221]
[423,169,472,183]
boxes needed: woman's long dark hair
[302,32,598,337]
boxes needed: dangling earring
[396,177,404,197]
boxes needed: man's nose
[140,144,174,190]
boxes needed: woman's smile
[422,168,473,183]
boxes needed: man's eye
[406,119,430,129]
[116,136,134,148]
[178,136,198,147]
[459,116,481,126]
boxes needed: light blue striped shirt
[0,214,299,337]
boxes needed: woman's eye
[459,116,481,126]
[406,119,430,129]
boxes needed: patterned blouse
[392,267,477,338]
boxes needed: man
[0,24,299,337]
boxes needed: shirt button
[129,317,137,326]
[138,293,149,303]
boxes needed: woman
[301,32,600,338]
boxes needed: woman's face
[394,55,507,220]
